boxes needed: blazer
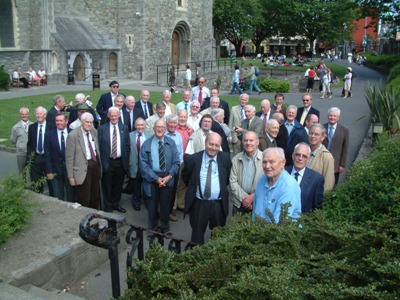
[46,106,60,131]
[211,120,230,153]
[322,123,349,172]
[237,116,263,139]
[285,166,324,213]
[128,130,153,178]
[308,144,335,192]
[44,128,71,175]
[139,135,180,197]
[258,133,276,151]
[66,127,102,185]
[121,106,145,132]
[228,105,243,144]
[285,119,308,165]
[10,120,33,156]
[96,92,126,124]
[68,106,99,129]
[26,122,46,160]
[296,106,320,124]
[98,122,130,174]
[201,97,230,124]
[276,124,288,150]
[182,150,232,217]
[136,99,154,119]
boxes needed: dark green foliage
[386,63,400,84]
[324,135,400,224]
[0,173,31,244]
[0,65,11,91]
[258,78,291,93]
[362,53,400,69]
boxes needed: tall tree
[357,0,400,33]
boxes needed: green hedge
[258,78,291,93]
[362,53,400,69]
[386,63,400,84]
[0,65,10,91]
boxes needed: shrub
[385,75,400,92]
[386,63,400,84]
[0,173,32,244]
[0,65,10,91]
[258,78,290,93]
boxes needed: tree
[357,0,400,32]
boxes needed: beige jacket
[308,144,335,192]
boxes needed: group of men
[10,78,349,245]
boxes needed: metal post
[108,219,121,298]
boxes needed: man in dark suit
[135,89,154,119]
[285,105,309,166]
[140,119,180,234]
[210,110,230,153]
[66,113,102,209]
[46,95,67,131]
[98,107,130,213]
[182,132,232,245]
[323,107,349,184]
[286,143,324,213]
[44,113,74,202]
[127,118,153,210]
[96,80,126,124]
[271,112,288,151]
[296,93,320,125]
[201,87,230,124]
[27,106,53,194]
[121,95,145,132]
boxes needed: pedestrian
[229,65,243,95]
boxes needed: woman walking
[229,65,243,95]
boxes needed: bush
[0,65,11,91]
[258,78,290,93]
[385,75,400,92]
[0,173,32,244]
[386,63,400,84]
[362,53,400,69]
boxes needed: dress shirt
[81,127,97,160]
[37,121,46,154]
[187,114,202,131]
[290,167,306,185]
[241,153,256,194]
[109,123,121,158]
[57,129,68,150]
[136,131,146,148]
[140,100,151,118]
[164,101,173,116]
[127,108,134,129]
[197,152,220,200]
[165,131,183,163]
[150,137,165,173]
[176,101,192,113]
[190,86,210,102]
[176,124,193,152]
[328,123,337,136]
[284,121,294,135]
[252,171,301,222]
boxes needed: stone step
[22,284,86,300]
[0,281,43,300]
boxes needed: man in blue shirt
[253,147,301,222]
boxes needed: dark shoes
[122,188,132,194]
[258,91,262,95]
[114,205,126,213]
[132,203,141,211]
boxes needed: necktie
[119,110,124,124]
[240,106,245,121]
[184,102,188,111]
[136,133,141,154]
[24,123,28,133]
[60,131,65,157]
[198,87,202,105]
[111,125,117,159]
[37,124,43,153]
[86,132,97,162]
[144,104,149,118]
[263,114,267,132]
[204,159,213,199]
[159,141,166,171]
[129,110,133,129]
[299,109,307,125]
[294,172,300,182]
[328,126,334,150]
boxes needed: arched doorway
[109,52,117,76]
[171,21,190,64]
[73,55,85,80]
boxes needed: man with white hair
[259,118,279,151]
[121,95,145,132]
[187,100,202,131]
[200,96,220,116]
[158,90,177,116]
[235,105,263,141]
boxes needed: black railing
[79,213,195,298]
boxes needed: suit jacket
[136,99,154,119]
[228,105,243,144]
[27,122,47,160]
[182,150,232,217]
[46,106,60,131]
[308,144,335,192]
[68,106,99,129]
[211,120,230,153]
[66,127,102,185]
[276,124,288,150]
[322,123,349,172]
[258,133,276,151]
[128,130,153,178]
[139,135,180,197]
[201,97,230,124]
[10,120,33,156]
[152,102,177,115]
[296,106,320,124]
[238,116,263,139]
[121,106,145,132]
[256,109,277,119]
[285,166,324,213]
[44,128,71,175]
[98,122,130,174]
[96,92,126,124]
[285,120,308,166]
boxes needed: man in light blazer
[44,113,74,202]
[98,107,130,213]
[323,107,349,184]
[236,105,263,141]
[128,118,153,211]
[286,143,324,213]
[66,112,102,209]
[228,93,249,155]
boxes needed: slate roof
[52,17,119,51]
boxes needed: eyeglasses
[112,85,119,88]
[294,153,308,159]
[192,106,200,108]
[302,99,310,102]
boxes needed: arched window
[0,0,15,47]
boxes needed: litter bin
[68,71,74,85]
[92,74,100,90]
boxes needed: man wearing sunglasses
[296,93,320,126]
[96,80,126,124]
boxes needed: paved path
[0,60,386,299]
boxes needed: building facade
[0,0,215,82]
